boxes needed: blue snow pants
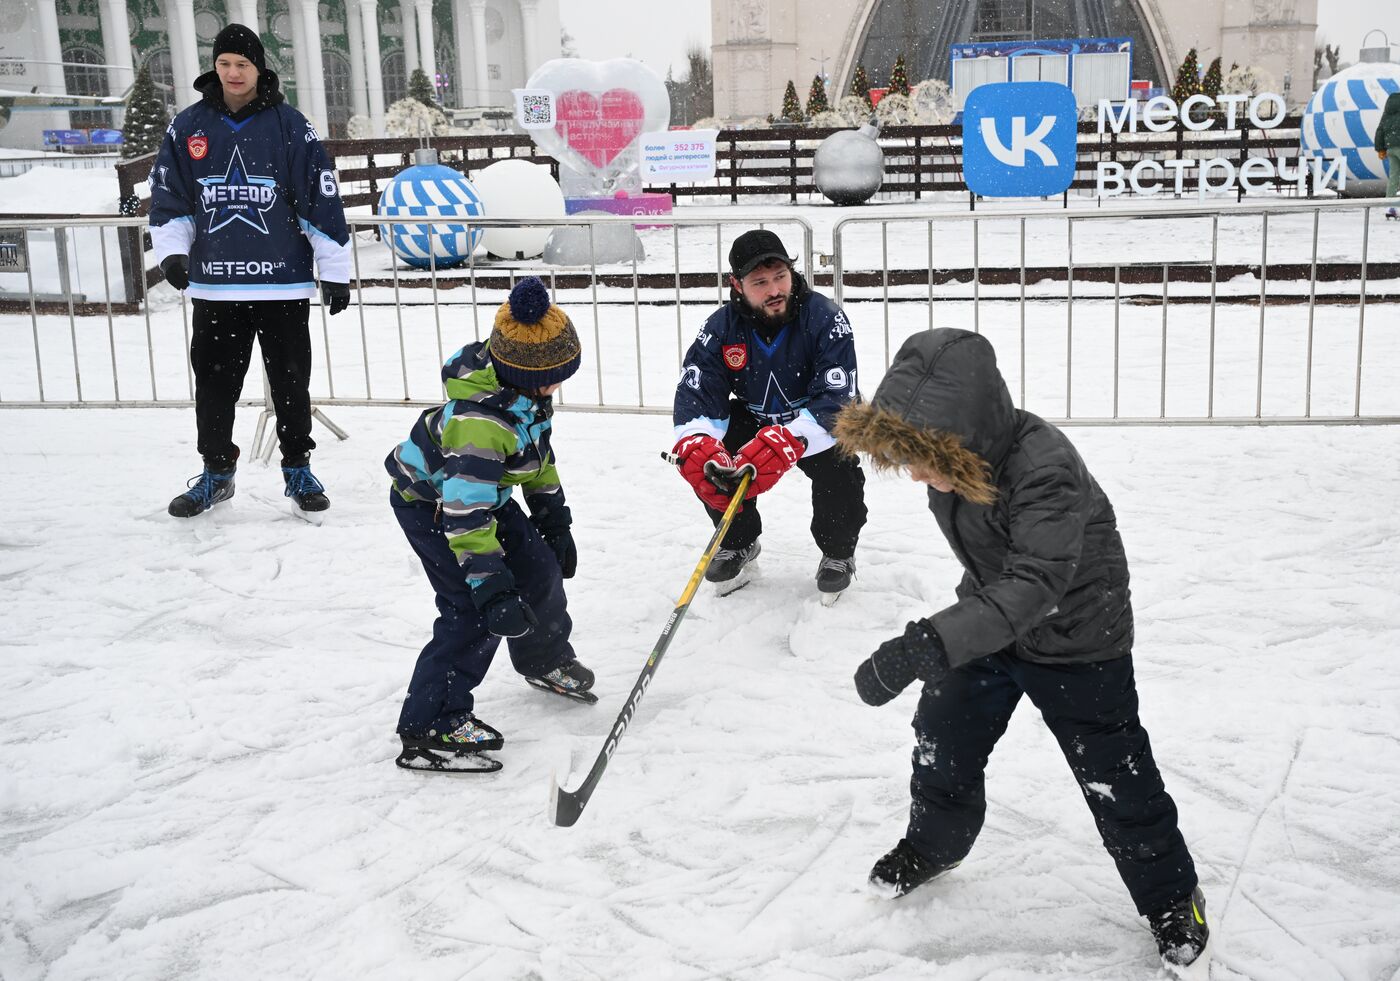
[391,492,575,736]
[905,651,1197,917]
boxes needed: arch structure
[711,0,1316,122]
[0,0,564,145]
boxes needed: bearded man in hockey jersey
[149,24,352,518]
[671,230,868,602]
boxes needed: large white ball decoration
[377,150,485,268]
[814,121,885,205]
[470,159,566,259]
[1301,63,1400,197]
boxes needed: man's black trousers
[190,298,315,470]
[699,401,867,559]
[905,651,1197,917]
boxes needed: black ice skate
[815,554,856,605]
[524,658,598,704]
[1148,886,1210,973]
[867,839,960,898]
[396,715,504,773]
[282,462,330,513]
[168,467,236,517]
[1387,207,1399,221]
[705,541,761,595]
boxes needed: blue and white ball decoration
[1301,63,1400,197]
[377,148,486,268]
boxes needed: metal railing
[830,197,1400,425]
[0,213,814,414]
[0,153,120,179]
[1,202,1396,425]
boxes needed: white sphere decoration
[814,121,885,206]
[377,150,485,269]
[470,159,567,259]
[1301,62,1400,197]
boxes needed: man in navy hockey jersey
[149,24,352,518]
[672,229,868,601]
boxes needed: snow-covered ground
[2,401,1399,980]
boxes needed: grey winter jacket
[871,329,1133,668]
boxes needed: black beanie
[212,24,266,73]
[489,277,582,390]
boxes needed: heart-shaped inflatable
[525,58,670,182]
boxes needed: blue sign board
[43,129,89,146]
[89,129,124,145]
[961,82,1078,197]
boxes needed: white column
[167,0,199,104]
[232,0,261,31]
[452,0,472,105]
[287,0,314,119]
[99,0,135,98]
[468,0,488,106]
[399,0,419,84]
[414,0,437,99]
[357,0,386,133]
[517,0,538,80]
[295,0,329,132]
[34,0,68,130]
[346,4,370,119]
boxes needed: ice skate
[1149,887,1210,977]
[282,462,329,514]
[867,839,959,898]
[706,541,761,596]
[396,715,504,773]
[816,554,856,606]
[524,658,598,704]
[168,467,236,517]
[1386,207,1399,221]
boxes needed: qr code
[521,94,553,124]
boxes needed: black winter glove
[853,620,952,707]
[530,501,576,578]
[161,254,189,291]
[539,526,577,578]
[321,280,351,315]
[482,591,539,638]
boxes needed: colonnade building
[1,0,562,145]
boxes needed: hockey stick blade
[550,469,752,827]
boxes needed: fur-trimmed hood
[834,328,1017,504]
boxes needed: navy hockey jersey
[673,274,859,456]
[148,76,350,302]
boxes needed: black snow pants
[699,400,867,560]
[905,651,1197,917]
[190,298,314,470]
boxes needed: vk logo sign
[962,82,1077,197]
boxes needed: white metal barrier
[1,202,1396,426]
[830,197,1400,425]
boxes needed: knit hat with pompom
[488,276,582,390]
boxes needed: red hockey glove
[673,434,739,511]
[733,426,805,497]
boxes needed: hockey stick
[549,463,752,827]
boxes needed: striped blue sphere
[1301,64,1400,194]
[377,164,485,269]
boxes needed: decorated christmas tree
[1201,56,1224,99]
[851,64,873,109]
[120,63,169,158]
[888,54,911,97]
[780,80,804,122]
[408,68,437,108]
[806,74,830,116]
[1170,48,1203,105]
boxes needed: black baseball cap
[729,229,795,279]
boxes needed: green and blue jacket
[386,341,567,593]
